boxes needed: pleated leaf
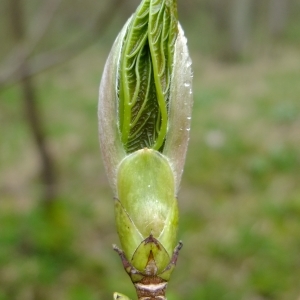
[118,0,178,153]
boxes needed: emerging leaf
[98,0,192,194]
[118,0,178,153]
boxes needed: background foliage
[1,0,300,299]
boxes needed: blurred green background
[1,0,300,299]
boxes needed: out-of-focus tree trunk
[212,0,230,31]
[229,0,253,59]
[1,0,124,87]
[9,0,57,204]
[268,0,289,37]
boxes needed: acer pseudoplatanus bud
[98,0,192,298]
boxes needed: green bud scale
[98,0,192,298]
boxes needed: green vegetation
[1,1,300,299]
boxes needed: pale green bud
[98,0,192,297]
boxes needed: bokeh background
[1,0,300,299]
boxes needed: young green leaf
[98,0,192,195]
[118,0,178,153]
